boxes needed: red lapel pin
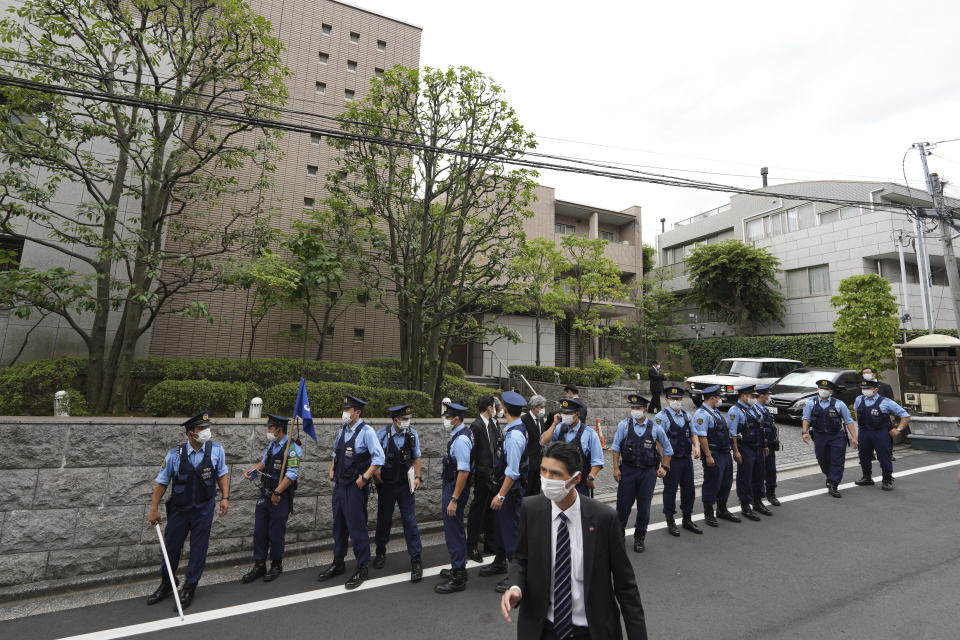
[589,527,595,532]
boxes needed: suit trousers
[466,474,498,550]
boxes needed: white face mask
[630,409,645,420]
[747,397,757,406]
[442,418,453,431]
[561,413,575,425]
[863,373,876,381]
[541,472,581,502]
[399,419,411,429]
[668,400,682,411]
[862,388,877,398]
[818,389,832,400]
[266,432,277,443]
[496,409,504,419]
[530,409,540,419]
[196,428,212,443]
[341,411,353,423]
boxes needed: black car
[768,368,861,422]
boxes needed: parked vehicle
[767,367,861,422]
[686,358,802,407]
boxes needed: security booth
[894,334,960,451]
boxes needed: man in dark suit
[467,395,500,563]
[860,367,894,399]
[647,361,665,414]
[501,441,647,640]
[522,394,547,496]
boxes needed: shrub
[587,358,625,386]
[0,357,87,415]
[143,380,256,417]
[509,359,625,388]
[684,335,842,375]
[261,381,432,419]
[365,357,401,369]
[440,376,499,412]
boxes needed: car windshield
[774,370,837,389]
[713,360,762,377]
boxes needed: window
[353,327,365,342]
[304,197,315,208]
[555,223,576,235]
[746,218,763,240]
[819,209,839,225]
[290,323,303,335]
[377,40,386,51]
[357,291,369,305]
[318,52,329,64]
[0,235,24,271]
[310,133,321,145]
[326,325,334,337]
[347,60,357,73]
[374,68,384,79]
[839,206,860,220]
[787,264,830,297]
[599,231,614,242]
[315,82,326,94]
[344,89,355,101]
[820,206,860,225]
[322,24,332,36]
[307,165,318,176]
[350,32,360,44]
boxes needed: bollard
[54,390,70,417]
[249,397,263,420]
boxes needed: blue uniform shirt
[802,397,855,424]
[155,441,228,485]
[260,436,304,481]
[726,402,754,437]
[552,419,605,468]
[332,420,386,466]
[449,425,473,472]
[501,418,527,480]
[612,416,674,457]
[853,395,910,418]
[376,425,423,459]
[654,406,694,431]
[692,405,722,437]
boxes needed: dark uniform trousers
[662,455,695,516]
[374,481,422,557]
[616,464,658,533]
[701,450,733,505]
[493,487,524,561]
[858,428,893,476]
[442,481,471,568]
[332,482,371,565]
[761,448,777,496]
[735,444,765,503]
[252,497,291,563]
[161,500,215,584]
[812,431,847,484]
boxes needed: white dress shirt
[547,494,588,626]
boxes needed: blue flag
[294,378,316,444]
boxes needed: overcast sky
[354,0,960,247]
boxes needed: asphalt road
[3,450,959,640]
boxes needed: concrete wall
[481,314,557,375]
[0,416,454,591]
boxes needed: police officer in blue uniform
[539,397,604,496]
[373,404,424,582]
[612,394,672,553]
[801,380,858,498]
[242,414,303,584]
[655,386,703,536]
[480,391,529,593]
[317,396,385,590]
[753,385,781,506]
[146,411,229,610]
[727,385,772,521]
[692,386,741,527]
[436,401,474,594]
[853,379,910,491]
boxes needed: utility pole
[916,141,960,331]
[894,229,913,340]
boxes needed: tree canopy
[830,273,899,371]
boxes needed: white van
[685,357,802,407]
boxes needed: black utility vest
[442,426,473,484]
[663,410,693,458]
[334,422,372,483]
[620,419,659,468]
[493,423,529,486]
[810,398,843,433]
[381,428,415,484]
[170,441,216,509]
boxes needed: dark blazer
[648,366,665,393]
[508,494,647,640]
[470,416,498,477]
[521,412,543,460]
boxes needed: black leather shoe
[146,578,177,605]
[440,567,454,580]
[766,491,781,507]
[633,533,645,553]
[478,560,508,577]
[753,501,773,516]
[242,562,266,584]
[828,482,842,498]
[373,552,386,570]
[410,556,423,583]
[176,582,197,611]
[467,545,483,564]
[717,503,741,523]
[881,474,894,491]
[345,564,368,590]
[494,577,512,593]
[263,560,282,582]
[855,474,875,486]
[665,516,680,537]
[435,568,467,594]
[682,515,703,534]
[741,502,761,521]
[704,503,718,527]
[317,559,346,582]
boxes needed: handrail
[517,374,538,397]
[481,349,539,396]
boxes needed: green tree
[560,234,630,367]
[327,66,537,405]
[686,240,785,336]
[224,252,300,361]
[830,274,899,371]
[642,244,656,276]
[0,0,288,412]
[621,263,679,368]
[505,238,573,366]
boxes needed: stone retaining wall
[0,416,458,589]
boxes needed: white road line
[58,457,960,640]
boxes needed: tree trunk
[535,313,541,366]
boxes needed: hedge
[509,358,626,388]
[262,381,432,419]
[143,380,257,417]
[0,357,88,415]
[439,376,499,413]
[684,335,842,375]
[363,358,466,379]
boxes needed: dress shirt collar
[550,491,581,524]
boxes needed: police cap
[389,404,412,418]
[266,414,290,430]
[182,411,211,432]
[343,395,368,410]
[755,384,772,394]
[816,379,838,391]
[442,401,467,418]
[626,393,649,407]
[500,390,527,413]
[700,385,723,397]
[664,386,685,398]
[736,384,757,396]
[859,378,881,389]
[559,397,584,413]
